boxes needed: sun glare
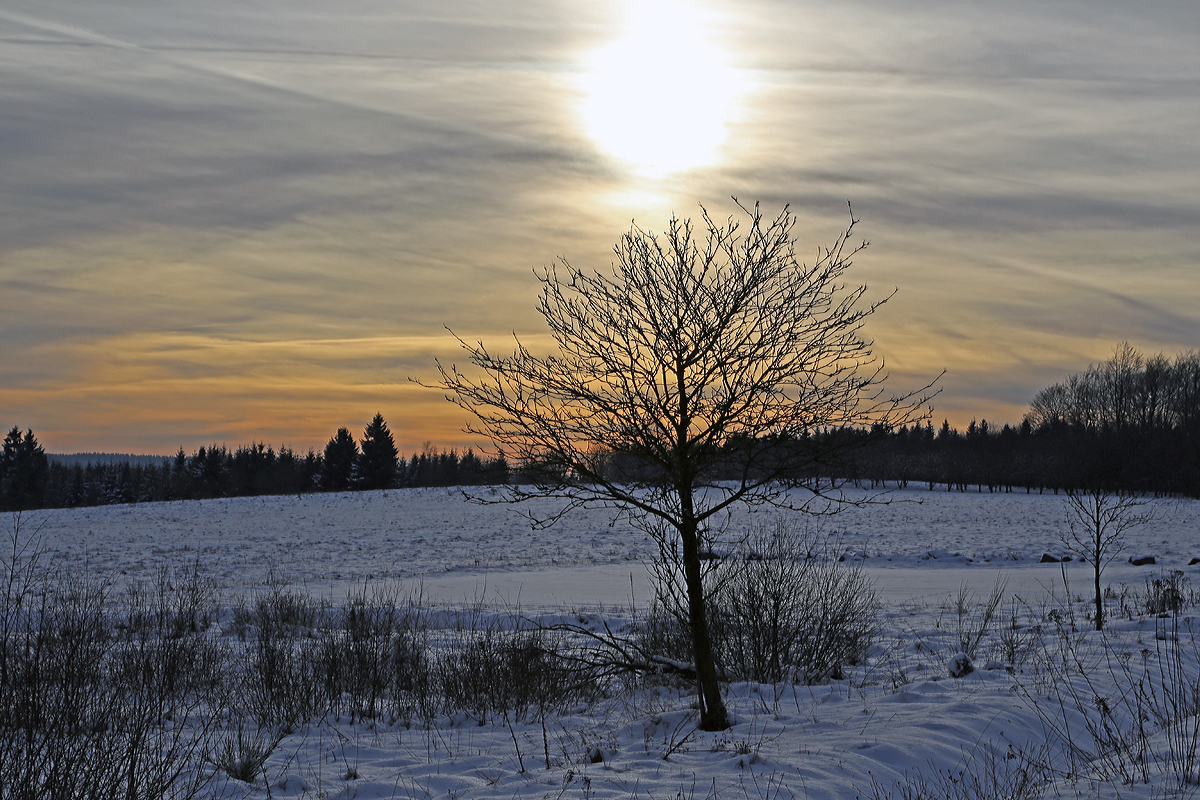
[579,0,745,177]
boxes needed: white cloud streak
[1,0,1197,452]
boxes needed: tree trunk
[1094,559,1104,631]
[679,517,729,731]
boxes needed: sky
[2,0,1198,456]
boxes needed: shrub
[210,719,286,785]
[950,576,1008,658]
[120,560,219,640]
[711,519,881,684]
[1144,570,1189,616]
[629,596,695,671]
[315,581,435,723]
[438,626,574,722]
[1,520,220,800]
[862,742,1052,800]
[223,576,326,728]
[1016,614,1200,792]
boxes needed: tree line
[0,413,509,512]
[4,345,1197,513]
[579,345,1199,499]
[843,344,1200,497]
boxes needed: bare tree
[429,201,936,730]
[1061,486,1159,630]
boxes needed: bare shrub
[386,614,437,723]
[1144,570,1190,616]
[438,626,575,723]
[102,632,225,800]
[1016,615,1200,792]
[862,741,1052,800]
[995,598,1039,668]
[248,575,320,637]
[121,560,219,640]
[115,563,227,711]
[315,581,436,724]
[209,718,286,786]
[237,581,323,728]
[1143,617,1200,791]
[1,515,220,800]
[538,596,705,704]
[0,567,115,799]
[712,519,880,684]
[949,576,1008,659]
[605,519,881,687]
[630,597,695,673]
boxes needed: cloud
[1,0,1198,452]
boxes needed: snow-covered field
[14,487,1200,799]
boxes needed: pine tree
[321,427,358,491]
[354,413,399,490]
[1,427,50,511]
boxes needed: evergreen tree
[1,427,50,511]
[354,413,398,490]
[321,427,358,491]
[190,445,229,498]
[483,452,510,485]
[170,448,189,499]
[302,448,321,492]
[459,448,484,485]
[433,449,459,487]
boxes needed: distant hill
[49,453,170,468]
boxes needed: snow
[15,485,1200,799]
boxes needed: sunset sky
[2,0,1198,456]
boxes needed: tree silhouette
[1,427,49,511]
[431,202,936,730]
[1062,484,1159,630]
[355,413,399,491]
[321,427,358,491]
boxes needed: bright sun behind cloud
[579,0,745,177]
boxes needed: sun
[579,0,745,177]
